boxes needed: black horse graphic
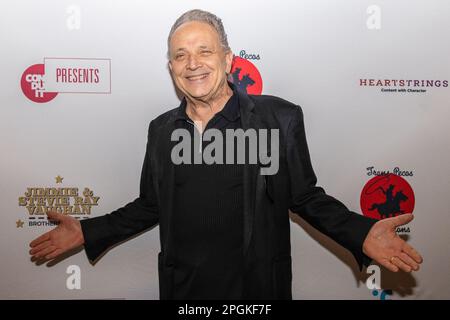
[368,184,408,218]
[230,67,255,93]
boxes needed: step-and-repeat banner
[1,0,449,299]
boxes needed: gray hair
[167,9,231,59]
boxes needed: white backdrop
[1,0,449,299]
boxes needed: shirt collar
[174,82,240,122]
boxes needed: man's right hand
[29,211,85,261]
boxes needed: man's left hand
[362,214,423,272]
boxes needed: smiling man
[29,9,423,300]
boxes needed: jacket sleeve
[286,106,377,270]
[80,121,159,262]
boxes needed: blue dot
[372,290,379,297]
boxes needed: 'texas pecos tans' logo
[360,172,415,221]
[230,56,263,95]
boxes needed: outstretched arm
[30,122,160,262]
[286,106,422,271]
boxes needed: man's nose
[187,54,201,70]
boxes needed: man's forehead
[174,45,213,52]
[170,21,220,46]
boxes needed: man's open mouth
[185,73,209,81]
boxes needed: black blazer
[80,88,377,299]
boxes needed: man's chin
[185,89,213,101]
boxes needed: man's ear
[225,51,233,74]
[168,60,173,72]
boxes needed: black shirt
[172,89,244,299]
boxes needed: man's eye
[200,50,212,55]
[175,54,185,60]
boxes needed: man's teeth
[187,74,208,80]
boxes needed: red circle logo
[360,174,415,220]
[20,64,58,103]
[229,56,263,95]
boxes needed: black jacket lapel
[238,90,265,257]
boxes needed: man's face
[168,21,233,101]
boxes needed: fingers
[31,248,63,263]
[34,245,57,259]
[391,256,412,272]
[29,240,51,256]
[402,243,423,264]
[381,259,399,272]
[45,249,64,260]
[399,252,420,271]
[30,232,50,248]
[392,213,414,227]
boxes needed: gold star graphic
[55,175,64,183]
[16,219,24,228]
